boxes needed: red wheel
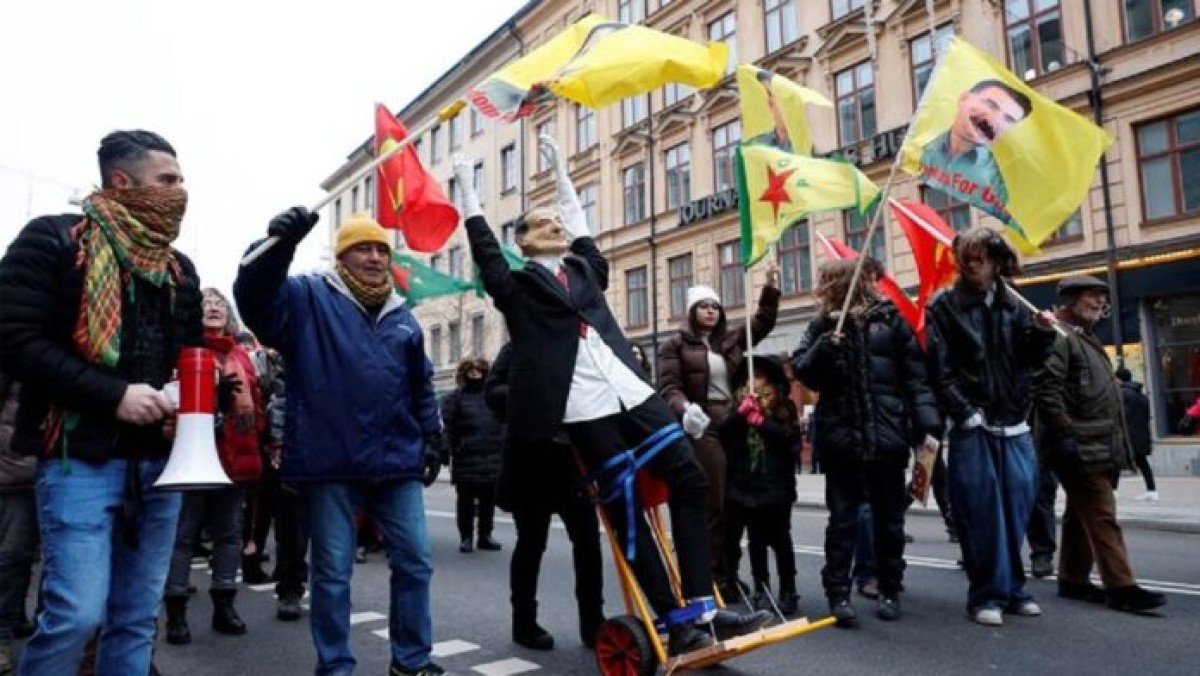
[594,615,658,676]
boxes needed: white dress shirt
[563,325,655,423]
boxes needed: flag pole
[239,100,467,267]
[743,258,759,389]
[832,156,903,338]
[886,197,1067,337]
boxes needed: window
[717,241,744,306]
[430,253,443,272]
[1152,294,1200,437]
[668,254,694,318]
[449,115,463,150]
[622,95,648,129]
[831,0,866,21]
[470,107,485,136]
[911,25,956,103]
[364,176,374,213]
[429,326,442,367]
[844,205,886,263]
[536,120,556,171]
[765,0,798,53]
[473,162,485,206]
[923,187,972,232]
[579,184,598,231]
[1047,209,1084,242]
[576,105,596,151]
[665,143,691,210]
[623,163,647,224]
[448,321,462,363]
[447,177,460,211]
[619,0,645,24]
[708,12,738,75]
[501,144,517,193]
[712,121,742,192]
[663,82,691,108]
[413,138,423,162]
[1005,0,1064,79]
[626,267,649,327]
[430,126,441,163]
[351,185,360,212]
[471,314,485,357]
[1124,0,1195,42]
[777,223,812,295]
[333,198,343,227]
[835,61,876,146]
[448,245,464,279]
[502,222,516,247]
[1137,109,1200,221]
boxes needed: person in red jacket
[162,288,264,645]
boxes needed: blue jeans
[306,480,432,675]
[947,428,1038,614]
[20,459,180,676]
[166,485,246,595]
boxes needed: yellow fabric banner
[899,37,1113,251]
[737,144,880,266]
[736,64,830,156]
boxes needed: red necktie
[556,268,588,338]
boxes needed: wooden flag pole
[239,100,467,267]
[743,263,757,389]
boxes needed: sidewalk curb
[791,500,1200,534]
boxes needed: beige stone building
[321,0,1200,472]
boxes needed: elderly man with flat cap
[235,210,446,676]
[1031,275,1166,615]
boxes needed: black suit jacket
[465,216,644,440]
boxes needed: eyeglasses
[696,302,722,311]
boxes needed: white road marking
[350,611,387,625]
[372,628,389,639]
[247,583,275,593]
[471,657,540,675]
[431,639,480,658]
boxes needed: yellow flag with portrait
[736,64,830,156]
[899,38,1113,251]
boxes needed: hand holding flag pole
[239,100,467,267]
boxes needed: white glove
[452,154,483,219]
[962,410,985,430]
[681,403,710,439]
[538,134,589,240]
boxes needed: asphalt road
[122,482,1200,674]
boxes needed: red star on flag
[759,165,796,221]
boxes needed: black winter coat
[792,302,942,469]
[441,384,504,484]
[719,408,799,508]
[486,343,589,514]
[0,214,203,463]
[925,280,1055,427]
[1121,381,1153,458]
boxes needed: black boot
[1106,585,1167,613]
[477,535,502,551]
[242,553,270,584]
[512,619,554,651]
[579,606,605,649]
[165,595,191,645]
[210,589,248,635]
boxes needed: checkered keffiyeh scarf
[44,187,185,456]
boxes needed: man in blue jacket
[235,210,445,676]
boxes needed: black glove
[267,206,320,247]
[1048,425,1081,464]
[422,434,445,487]
[216,373,243,412]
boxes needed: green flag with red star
[735,143,880,266]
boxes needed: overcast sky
[0,0,527,295]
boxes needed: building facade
[321,0,1200,472]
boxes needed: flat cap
[1057,275,1109,296]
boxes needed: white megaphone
[155,347,233,490]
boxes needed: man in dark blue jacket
[234,210,445,676]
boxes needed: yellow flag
[899,37,1113,251]
[736,64,830,156]
[547,22,727,108]
[737,144,880,266]
[466,14,726,121]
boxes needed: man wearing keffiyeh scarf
[0,130,203,676]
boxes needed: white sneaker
[973,608,1004,626]
[1011,600,1042,617]
[1134,491,1160,501]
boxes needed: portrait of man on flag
[736,64,830,156]
[917,78,1033,223]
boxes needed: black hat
[747,355,789,391]
[1057,275,1109,297]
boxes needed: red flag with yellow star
[374,104,459,252]
[736,144,879,266]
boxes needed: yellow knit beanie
[335,212,392,256]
